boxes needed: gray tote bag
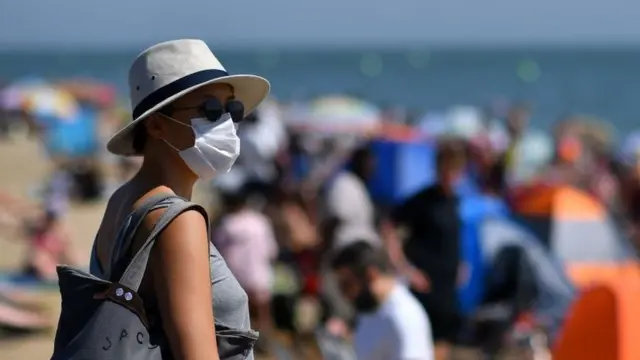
[51,195,257,359]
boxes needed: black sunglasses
[160,98,245,123]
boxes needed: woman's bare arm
[149,209,218,360]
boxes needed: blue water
[2,47,640,131]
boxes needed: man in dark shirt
[383,139,467,360]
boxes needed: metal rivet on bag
[115,288,124,297]
[124,292,133,301]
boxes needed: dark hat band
[132,69,229,119]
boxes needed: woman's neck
[133,157,197,199]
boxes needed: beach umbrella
[445,105,485,140]
[21,86,80,121]
[0,77,48,111]
[56,80,116,107]
[417,106,485,140]
[285,95,382,134]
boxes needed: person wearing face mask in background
[331,241,434,360]
[319,144,380,338]
[382,139,467,360]
[86,39,270,360]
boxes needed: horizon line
[2,39,640,53]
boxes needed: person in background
[263,187,322,356]
[543,132,584,187]
[266,188,320,296]
[23,202,78,281]
[468,134,494,179]
[383,140,467,360]
[242,104,286,182]
[617,148,640,250]
[500,103,530,185]
[580,128,619,208]
[320,144,380,337]
[331,241,434,360]
[323,144,379,249]
[0,189,78,282]
[228,107,287,206]
[213,186,278,354]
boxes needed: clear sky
[1,0,639,48]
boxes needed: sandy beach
[0,137,106,360]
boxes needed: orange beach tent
[512,185,640,360]
[552,263,640,360]
[511,185,634,288]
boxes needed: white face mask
[162,113,241,181]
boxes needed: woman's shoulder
[99,185,182,243]
[140,190,208,232]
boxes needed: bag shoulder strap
[112,194,179,263]
[118,198,209,291]
[104,193,178,279]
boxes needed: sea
[2,47,640,132]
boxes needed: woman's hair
[132,122,148,153]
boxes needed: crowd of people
[208,97,640,359]
[1,39,639,359]
[204,99,639,359]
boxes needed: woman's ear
[145,114,165,140]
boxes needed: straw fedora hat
[107,39,270,156]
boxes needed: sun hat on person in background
[106,39,270,156]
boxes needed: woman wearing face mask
[89,40,270,360]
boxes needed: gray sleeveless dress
[89,195,256,360]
